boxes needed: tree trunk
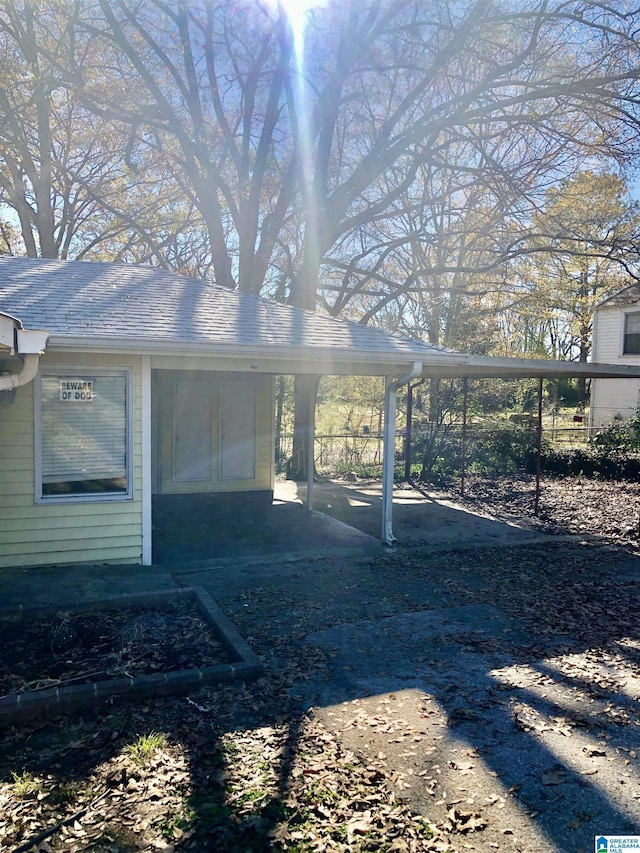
[577,336,590,407]
[428,378,441,423]
[287,375,320,481]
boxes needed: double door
[155,371,258,493]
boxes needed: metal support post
[461,377,468,497]
[535,376,543,516]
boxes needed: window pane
[624,333,640,355]
[40,372,128,497]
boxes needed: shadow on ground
[152,476,550,566]
[286,477,546,547]
[151,486,379,564]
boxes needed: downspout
[0,328,50,391]
[382,362,422,545]
[0,353,41,390]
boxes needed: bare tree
[0,0,193,261]
[515,170,640,400]
[21,0,640,474]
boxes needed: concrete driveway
[280,477,545,547]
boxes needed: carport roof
[3,256,640,380]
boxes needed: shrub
[540,446,640,480]
[417,422,461,483]
[589,404,640,454]
[411,408,640,485]
[416,421,542,483]
[468,423,541,476]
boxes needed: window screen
[39,371,130,498]
[624,313,640,355]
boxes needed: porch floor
[151,477,543,565]
[151,481,379,565]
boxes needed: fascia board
[427,357,640,379]
[45,335,467,369]
[50,337,640,379]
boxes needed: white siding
[591,378,640,429]
[591,304,640,428]
[593,308,624,362]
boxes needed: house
[590,283,640,429]
[4,257,640,570]
[0,257,471,568]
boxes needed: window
[624,313,640,355]
[37,368,132,501]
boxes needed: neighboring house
[0,257,468,568]
[590,283,640,429]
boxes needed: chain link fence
[276,421,597,480]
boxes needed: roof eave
[45,334,467,374]
[426,355,640,380]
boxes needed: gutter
[382,362,422,545]
[0,353,41,390]
[427,355,640,380]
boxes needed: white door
[219,381,257,480]
[157,371,261,494]
[171,378,214,486]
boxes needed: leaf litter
[0,600,231,698]
[1,475,640,851]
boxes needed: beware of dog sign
[59,379,95,402]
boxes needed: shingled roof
[7,257,640,382]
[597,283,640,308]
[0,257,464,373]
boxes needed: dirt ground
[1,475,639,852]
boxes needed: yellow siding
[0,352,143,568]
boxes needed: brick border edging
[0,587,264,723]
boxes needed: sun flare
[267,0,328,40]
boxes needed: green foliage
[469,424,541,476]
[552,377,580,408]
[316,376,385,434]
[589,405,640,454]
[418,422,462,483]
[328,460,384,479]
[417,421,541,483]
[11,771,41,798]
[124,731,168,766]
[414,405,640,484]
[537,405,640,480]
[540,447,640,480]
[469,379,519,415]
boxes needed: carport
[372,356,640,546]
